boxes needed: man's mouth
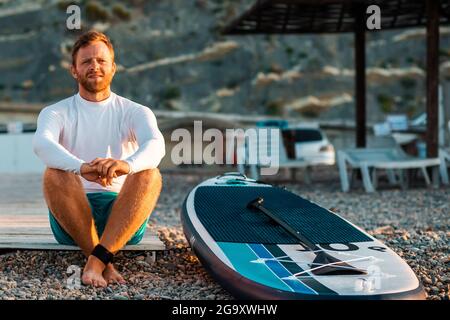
[88,74,103,79]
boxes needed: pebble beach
[0,169,448,300]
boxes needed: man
[32,30,165,287]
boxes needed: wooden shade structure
[223,0,450,157]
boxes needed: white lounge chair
[237,128,311,181]
[438,121,450,185]
[439,148,450,185]
[337,147,441,192]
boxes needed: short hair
[71,30,115,66]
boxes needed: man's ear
[70,64,78,80]
[112,61,116,76]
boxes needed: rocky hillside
[0,0,449,123]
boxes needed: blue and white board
[181,173,425,300]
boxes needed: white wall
[0,133,45,173]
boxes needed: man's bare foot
[82,255,107,287]
[103,263,126,285]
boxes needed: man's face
[71,41,116,93]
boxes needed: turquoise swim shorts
[48,192,149,246]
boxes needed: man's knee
[43,167,81,190]
[44,167,71,181]
[145,168,162,184]
[133,168,162,188]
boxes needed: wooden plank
[0,221,50,227]
[0,227,52,235]
[0,223,50,228]
[0,235,61,241]
[0,233,165,251]
[0,215,51,228]
[0,223,49,228]
[0,214,165,251]
[0,215,49,220]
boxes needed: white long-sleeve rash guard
[33,92,166,193]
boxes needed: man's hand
[80,163,111,187]
[80,159,130,187]
[89,158,130,182]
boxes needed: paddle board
[181,173,425,300]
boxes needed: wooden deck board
[0,215,165,251]
[0,175,166,251]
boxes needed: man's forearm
[33,135,85,174]
[124,138,165,174]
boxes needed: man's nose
[89,60,100,71]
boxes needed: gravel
[0,169,448,300]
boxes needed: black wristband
[91,244,114,265]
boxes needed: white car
[284,127,335,165]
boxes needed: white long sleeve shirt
[33,92,165,193]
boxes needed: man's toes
[81,275,92,286]
[111,272,125,284]
[98,277,107,287]
[94,279,106,288]
[106,276,122,285]
[82,271,107,287]
[103,265,126,285]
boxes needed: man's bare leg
[43,168,110,287]
[83,168,162,284]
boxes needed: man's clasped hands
[80,158,131,187]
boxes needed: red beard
[77,72,114,93]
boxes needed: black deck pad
[194,186,372,244]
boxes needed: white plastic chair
[439,148,450,185]
[237,128,311,181]
[338,147,440,192]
